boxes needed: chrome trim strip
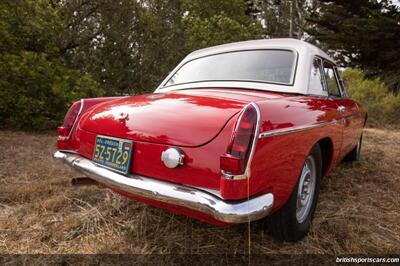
[221,102,261,180]
[155,81,302,95]
[258,119,340,139]
[54,151,274,223]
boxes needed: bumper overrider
[53,151,274,223]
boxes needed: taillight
[220,103,259,177]
[57,100,82,140]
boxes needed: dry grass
[0,129,399,256]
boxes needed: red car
[54,39,366,242]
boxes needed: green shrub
[0,0,104,131]
[0,52,104,130]
[342,69,400,128]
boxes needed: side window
[323,62,341,97]
[308,57,326,95]
[334,67,347,97]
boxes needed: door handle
[337,106,346,113]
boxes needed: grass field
[0,129,399,256]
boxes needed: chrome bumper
[53,151,274,223]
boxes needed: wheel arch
[316,137,334,177]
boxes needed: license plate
[93,135,133,174]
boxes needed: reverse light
[220,103,259,177]
[57,100,83,140]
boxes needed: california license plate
[93,135,133,174]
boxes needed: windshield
[165,50,296,87]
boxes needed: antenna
[289,1,293,38]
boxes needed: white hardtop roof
[186,38,334,62]
[156,38,335,95]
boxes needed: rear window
[165,50,296,87]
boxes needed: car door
[334,67,365,145]
[308,57,345,164]
[322,61,359,157]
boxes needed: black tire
[265,144,323,242]
[343,134,362,162]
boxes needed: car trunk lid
[80,89,276,147]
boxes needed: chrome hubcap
[296,156,316,223]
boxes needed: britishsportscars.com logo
[336,256,399,264]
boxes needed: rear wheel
[343,134,362,162]
[265,144,322,242]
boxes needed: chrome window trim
[314,56,330,93]
[155,81,302,95]
[321,60,344,98]
[162,49,299,88]
[333,66,348,98]
[221,102,261,180]
[307,56,328,97]
[258,119,341,139]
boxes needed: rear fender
[57,97,125,151]
[228,97,342,210]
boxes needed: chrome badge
[117,111,129,121]
[161,148,185,168]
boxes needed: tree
[63,0,262,94]
[307,0,400,91]
[0,0,264,130]
[0,0,103,130]
[182,0,261,50]
[248,0,317,39]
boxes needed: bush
[342,69,400,128]
[0,0,104,131]
[0,52,104,130]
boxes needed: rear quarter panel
[57,97,125,151]
[222,96,344,211]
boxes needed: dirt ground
[0,128,399,258]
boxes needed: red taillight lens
[57,100,82,139]
[220,154,244,175]
[220,104,258,175]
